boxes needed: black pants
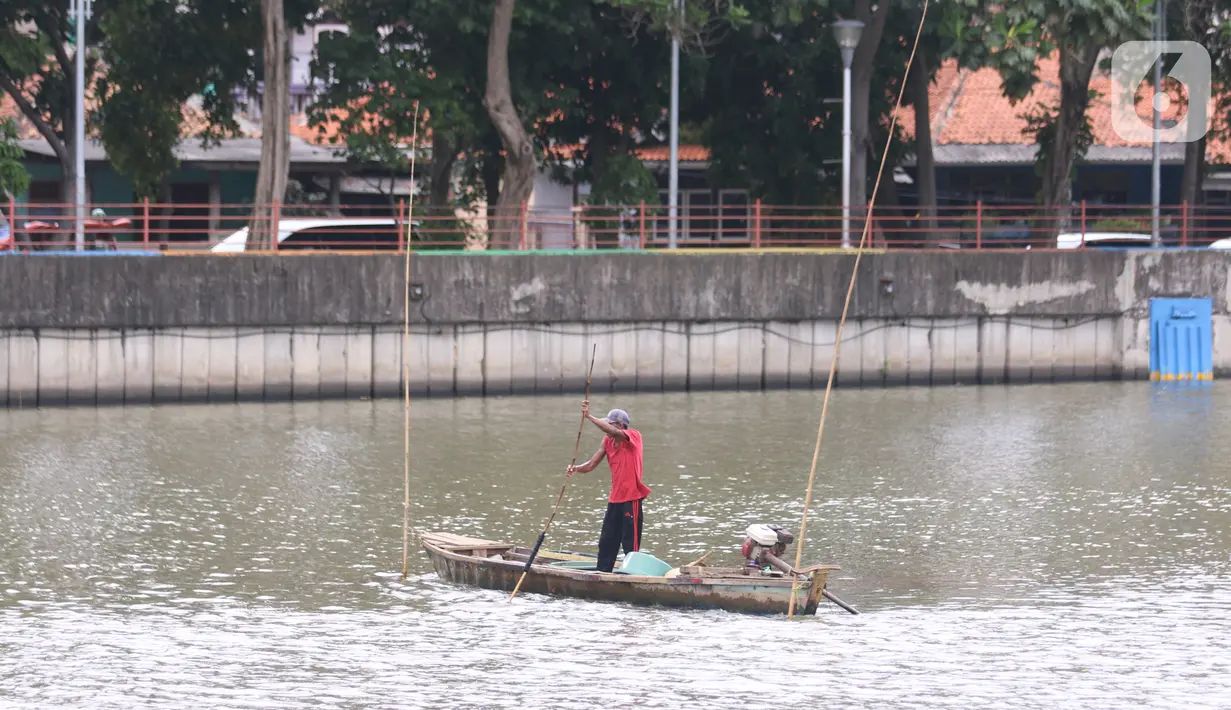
[596,499,644,573]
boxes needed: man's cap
[606,408,630,427]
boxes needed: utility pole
[1151,0,1165,248]
[71,0,93,252]
[668,0,683,249]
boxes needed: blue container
[1149,298,1213,381]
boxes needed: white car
[210,217,418,252]
[1209,238,1231,249]
[1056,231,1153,249]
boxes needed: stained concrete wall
[0,313,1215,407]
[0,251,1227,406]
[1,250,1229,328]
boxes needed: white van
[210,217,417,252]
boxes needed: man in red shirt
[566,400,651,572]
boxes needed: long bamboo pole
[401,101,421,582]
[509,343,598,601]
[786,1,930,618]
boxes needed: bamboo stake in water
[402,100,421,583]
[509,343,597,601]
[786,0,930,619]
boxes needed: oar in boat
[509,343,597,602]
[822,588,860,615]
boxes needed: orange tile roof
[897,54,1231,163]
[544,143,711,162]
[287,97,433,149]
[634,145,710,162]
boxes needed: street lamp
[833,19,863,249]
[70,0,94,252]
[668,0,684,249]
[1150,0,1166,247]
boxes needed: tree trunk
[155,177,172,246]
[849,0,891,236]
[483,0,537,248]
[911,46,938,240]
[251,0,291,250]
[1182,135,1207,242]
[1038,43,1100,242]
[878,168,901,247]
[429,132,456,209]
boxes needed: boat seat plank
[503,550,595,564]
[435,543,517,552]
[421,531,507,548]
[534,550,594,562]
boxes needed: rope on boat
[787,0,930,619]
[402,101,422,583]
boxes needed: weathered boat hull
[420,532,833,616]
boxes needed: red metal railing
[2,198,1229,252]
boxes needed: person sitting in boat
[566,400,652,573]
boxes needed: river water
[1,383,1229,709]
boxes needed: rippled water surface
[2,383,1230,708]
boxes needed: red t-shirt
[603,428,651,503]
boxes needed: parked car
[1209,238,1231,249]
[210,218,419,252]
[1056,231,1153,249]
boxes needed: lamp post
[833,19,864,249]
[70,0,93,253]
[668,0,684,249]
[1150,0,1166,248]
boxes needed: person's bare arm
[581,400,628,442]
[566,444,606,479]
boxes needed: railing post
[1181,200,1189,247]
[519,200,528,250]
[271,200,281,251]
[753,199,762,248]
[397,198,407,252]
[142,197,150,248]
[975,200,983,250]
[638,200,647,249]
[1080,200,1087,248]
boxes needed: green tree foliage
[537,2,674,203]
[95,0,261,199]
[0,117,30,198]
[312,1,677,220]
[1,1,318,204]
[605,0,750,53]
[945,0,1152,215]
[1174,0,1231,211]
[0,1,106,205]
[696,1,843,206]
[313,1,564,209]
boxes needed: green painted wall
[219,171,257,231]
[91,165,135,215]
[18,156,326,237]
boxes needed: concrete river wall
[0,251,1228,406]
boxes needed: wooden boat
[420,531,840,616]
